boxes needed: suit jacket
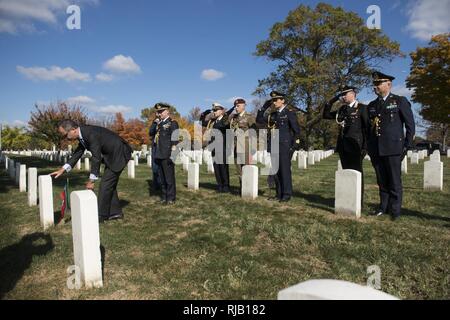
[68,125,133,176]
[149,118,179,160]
[323,101,368,154]
[367,93,415,156]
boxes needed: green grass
[0,154,449,300]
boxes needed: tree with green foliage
[254,2,402,148]
[406,33,450,147]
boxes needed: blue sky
[0,0,449,127]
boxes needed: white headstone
[424,160,443,191]
[147,155,152,167]
[278,279,398,300]
[298,153,307,169]
[128,160,135,178]
[19,164,26,192]
[85,158,90,172]
[134,154,139,166]
[419,150,425,160]
[70,190,103,289]
[447,149,450,158]
[38,175,54,230]
[430,152,440,162]
[182,154,189,172]
[411,153,419,165]
[335,169,361,218]
[188,163,199,190]
[314,151,321,162]
[407,150,413,158]
[207,160,214,173]
[241,165,258,200]
[308,152,315,166]
[28,168,37,206]
[76,159,82,170]
[401,157,407,174]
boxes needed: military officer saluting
[257,91,301,202]
[367,71,415,220]
[323,85,369,202]
[149,103,179,205]
[228,98,256,189]
[200,103,231,193]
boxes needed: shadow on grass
[0,173,15,194]
[294,191,335,213]
[401,208,450,223]
[0,233,54,299]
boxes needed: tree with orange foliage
[28,101,88,149]
[111,113,149,150]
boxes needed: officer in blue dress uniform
[256,91,301,202]
[367,71,415,220]
[323,85,369,204]
[200,103,231,193]
[149,103,179,205]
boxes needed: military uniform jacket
[323,101,368,154]
[367,93,415,156]
[265,107,301,152]
[229,111,256,131]
[149,118,179,160]
[202,114,229,153]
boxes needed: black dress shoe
[391,214,400,221]
[108,214,123,220]
[222,186,231,193]
[370,210,384,217]
[166,200,176,205]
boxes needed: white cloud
[95,72,115,82]
[392,85,414,98]
[201,69,225,81]
[0,0,99,34]
[405,0,450,41]
[103,55,141,74]
[17,65,91,82]
[1,120,28,128]
[95,105,132,114]
[66,95,95,105]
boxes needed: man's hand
[50,167,65,179]
[85,180,95,190]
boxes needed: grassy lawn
[0,154,449,300]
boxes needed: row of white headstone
[1,151,400,297]
[335,150,445,217]
[0,152,103,289]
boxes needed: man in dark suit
[367,71,415,220]
[149,103,179,205]
[200,103,231,193]
[51,120,132,222]
[256,91,301,202]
